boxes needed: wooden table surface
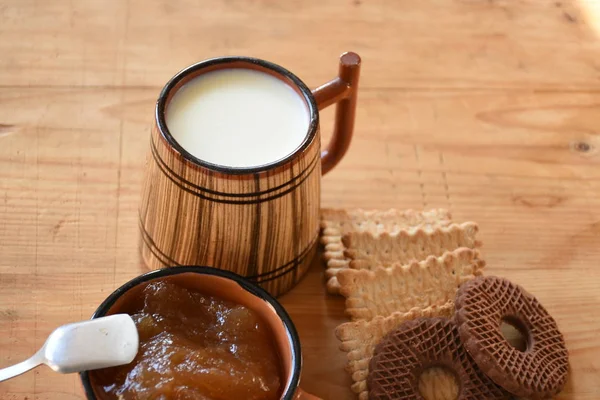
[1,0,600,398]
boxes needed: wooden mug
[139,52,361,296]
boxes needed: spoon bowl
[0,314,138,381]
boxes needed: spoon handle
[0,352,44,382]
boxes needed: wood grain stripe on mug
[247,174,262,278]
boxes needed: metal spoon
[0,314,139,382]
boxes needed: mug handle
[294,388,322,400]
[311,52,361,175]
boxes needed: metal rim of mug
[155,56,319,175]
[79,266,303,400]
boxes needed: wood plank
[1,0,599,89]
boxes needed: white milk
[166,68,310,168]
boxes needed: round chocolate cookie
[367,317,509,400]
[455,276,569,399]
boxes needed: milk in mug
[166,68,310,168]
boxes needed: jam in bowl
[80,267,317,400]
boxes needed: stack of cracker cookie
[321,209,484,400]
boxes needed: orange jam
[92,281,282,400]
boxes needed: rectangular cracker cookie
[320,209,452,294]
[343,222,480,267]
[337,248,484,321]
[335,303,455,400]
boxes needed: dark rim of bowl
[156,56,319,175]
[79,266,302,400]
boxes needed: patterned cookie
[343,222,480,266]
[455,276,569,399]
[368,317,510,399]
[337,248,485,321]
[335,303,455,400]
